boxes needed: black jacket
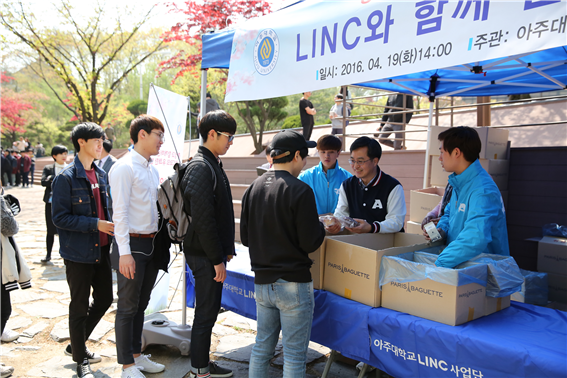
[181,146,235,265]
[41,164,56,203]
[240,170,326,284]
[381,94,414,126]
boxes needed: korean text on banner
[225,1,566,102]
[147,85,189,183]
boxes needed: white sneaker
[0,329,19,343]
[122,366,145,378]
[0,364,14,378]
[134,354,165,373]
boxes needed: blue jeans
[249,279,314,378]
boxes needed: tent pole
[423,100,434,188]
[199,69,208,146]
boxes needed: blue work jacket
[298,161,352,214]
[52,155,110,264]
[436,159,509,268]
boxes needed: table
[186,247,567,378]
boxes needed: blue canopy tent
[198,0,566,182]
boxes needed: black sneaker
[209,361,233,378]
[65,344,102,363]
[40,257,51,263]
[76,358,95,378]
[189,362,233,378]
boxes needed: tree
[127,100,148,117]
[0,73,46,145]
[158,0,271,84]
[1,1,165,125]
[236,97,288,154]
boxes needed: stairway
[32,149,426,243]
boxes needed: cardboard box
[537,236,567,275]
[480,159,510,191]
[310,239,326,290]
[409,187,445,223]
[323,233,429,307]
[427,126,509,160]
[476,127,510,160]
[406,221,423,235]
[547,273,567,303]
[485,296,511,316]
[430,156,509,190]
[381,254,487,325]
[426,126,450,153]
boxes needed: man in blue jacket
[432,126,509,268]
[299,134,352,214]
[52,123,114,378]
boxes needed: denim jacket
[52,155,110,263]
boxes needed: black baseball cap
[270,130,316,159]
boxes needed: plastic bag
[542,223,567,238]
[336,216,359,228]
[455,254,523,298]
[511,269,548,305]
[319,215,359,228]
[379,251,487,289]
[319,215,339,227]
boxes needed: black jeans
[115,242,158,365]
[302,122,314,141]
[1,284,11,334]
[64,245,113,363]
[186,255,224,369]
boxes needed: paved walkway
[0,186,360,378]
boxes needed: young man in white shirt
[97,140,117,219]
[109,115,165,378]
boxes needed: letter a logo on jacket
[372,199,383,209]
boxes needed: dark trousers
[302,122,314,141]
[115,246,158,365]
[21,171,29,187]
[186,255,224,369]
[45,203,57,259]
[30,165,35,186]
[64,245,113,363]
[1,284,11,334]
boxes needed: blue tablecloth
[186,246,567,378]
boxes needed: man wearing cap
[326,136,406,234]
[241,130,326,377]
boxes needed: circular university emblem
[177,123,182,135]
[253,29,279,76]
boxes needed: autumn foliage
[158,0,271,84]
[1,73,34,141]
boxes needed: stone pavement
[1,186,362,378]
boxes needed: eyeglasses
[348,158,372,166]
[216,131,235,142]
[151,131,165,142]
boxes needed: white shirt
[109,149,159,256]
[334,179,406,233]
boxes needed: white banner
[146,85,189,183]
[225,0,566,102]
